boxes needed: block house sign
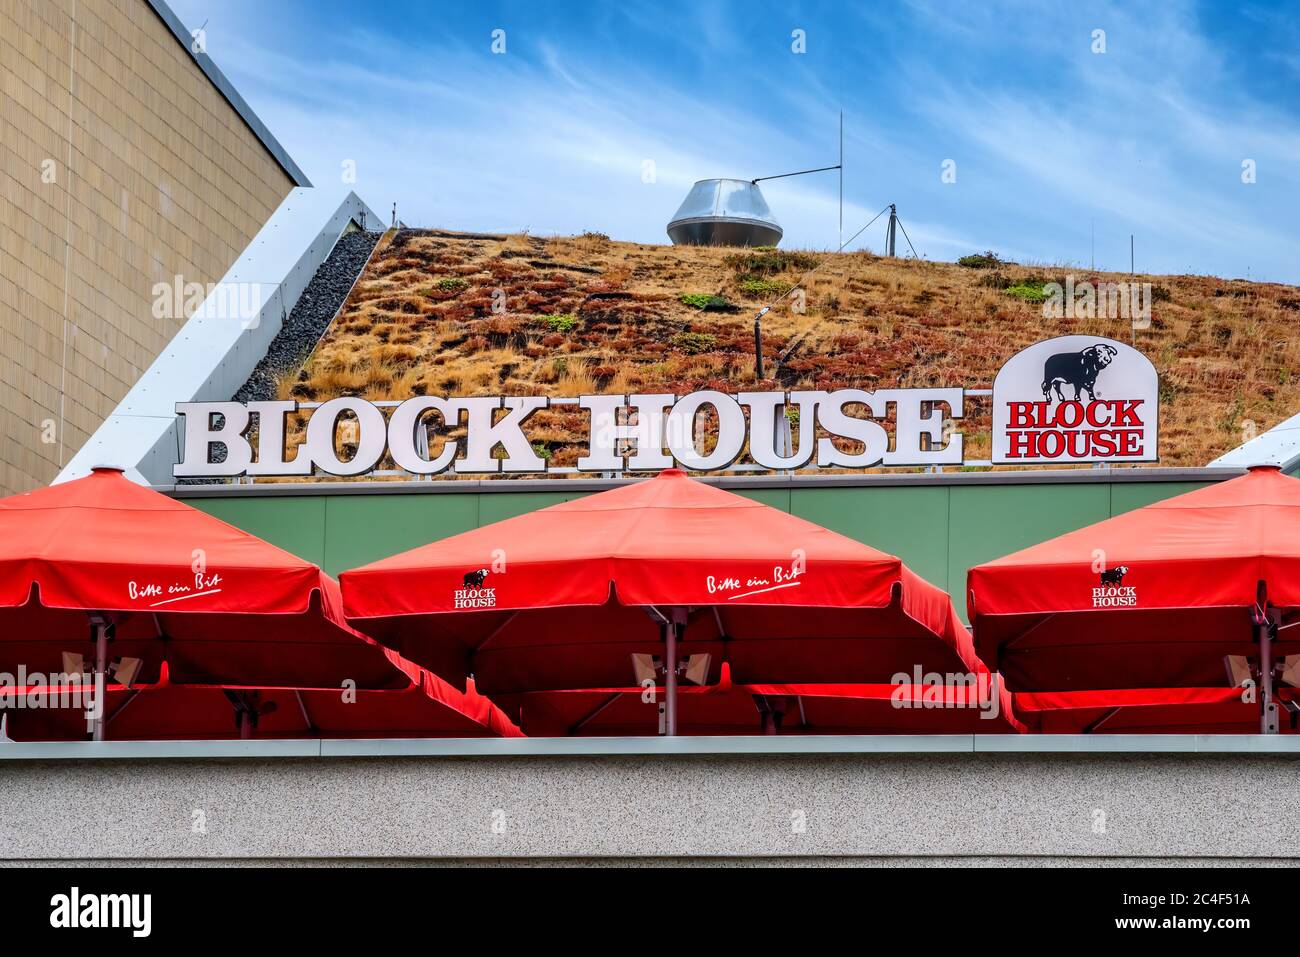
[174,337,1158,478]
[991,336,1159,464]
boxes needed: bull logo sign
[991,335,1158,464]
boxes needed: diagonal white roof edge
[56,187,383,487]
[1208,412,1300,472]
[146,0,311,187]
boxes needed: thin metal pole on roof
[839,111,844,252]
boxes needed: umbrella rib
[712,606,729,640]
[105,688,143,728]
[1002,614,1058,652]
[570,692,626,735]
[644,606,670,625]
[1084,707,1122,734]
[294,690,315,732]
[473,611,520,652]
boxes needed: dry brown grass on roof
[281,227,1300,469]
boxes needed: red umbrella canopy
[968,466,1300,691]
[0,468,404,689]
[1014,687,1295,735]
[505,667,1023,736]
[342,469,981,694]
[1,663,521,741]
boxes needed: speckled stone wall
[0,753,1294,863]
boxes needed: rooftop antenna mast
[750,112,845,252]
[747,117,845,381]
[885,204,920,259]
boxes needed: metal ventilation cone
[667,178,783,247]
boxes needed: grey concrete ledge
[4,733,1300,761]
[4,751,1299,861]
[1,856,1289,867]
[162,467,1245,499]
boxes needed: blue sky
[169,0,1300,282]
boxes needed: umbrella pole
[664,620,678,737]
[91,621,108,742]
[1258,611,1278,735]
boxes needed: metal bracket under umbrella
[646,606,692,736]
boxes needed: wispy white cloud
[169,0,1300,282]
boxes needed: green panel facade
[194,495,328,567]
[733,488,792,511]
[477,491,580,525]
[321,494,479,576]
[1109,481,1209,515]
[946,483,1112,603]
[792,486,950,592]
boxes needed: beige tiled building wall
[0,0,296,494]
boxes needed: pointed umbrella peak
[347,469,903,593]
[968,467,1300,698]
[977,468,1300,572]
[342,471,975,701]
[0,474,409,693]
[1,467,186,513]
[1144,464,1300,509]
[0,471,320,587]
[549,469,763,514]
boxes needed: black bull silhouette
[1042,344,1118,401]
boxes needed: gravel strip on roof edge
[233,229,382,404]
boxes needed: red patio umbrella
[968,466,1300,732]
[1014,687,1298,735]
[0,662,521,741]
[0,468,408,739]
[342,469,983,734]
[504,664,1023,736]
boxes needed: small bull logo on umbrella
[463,569,490,589]
[1099,565,1129,586]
